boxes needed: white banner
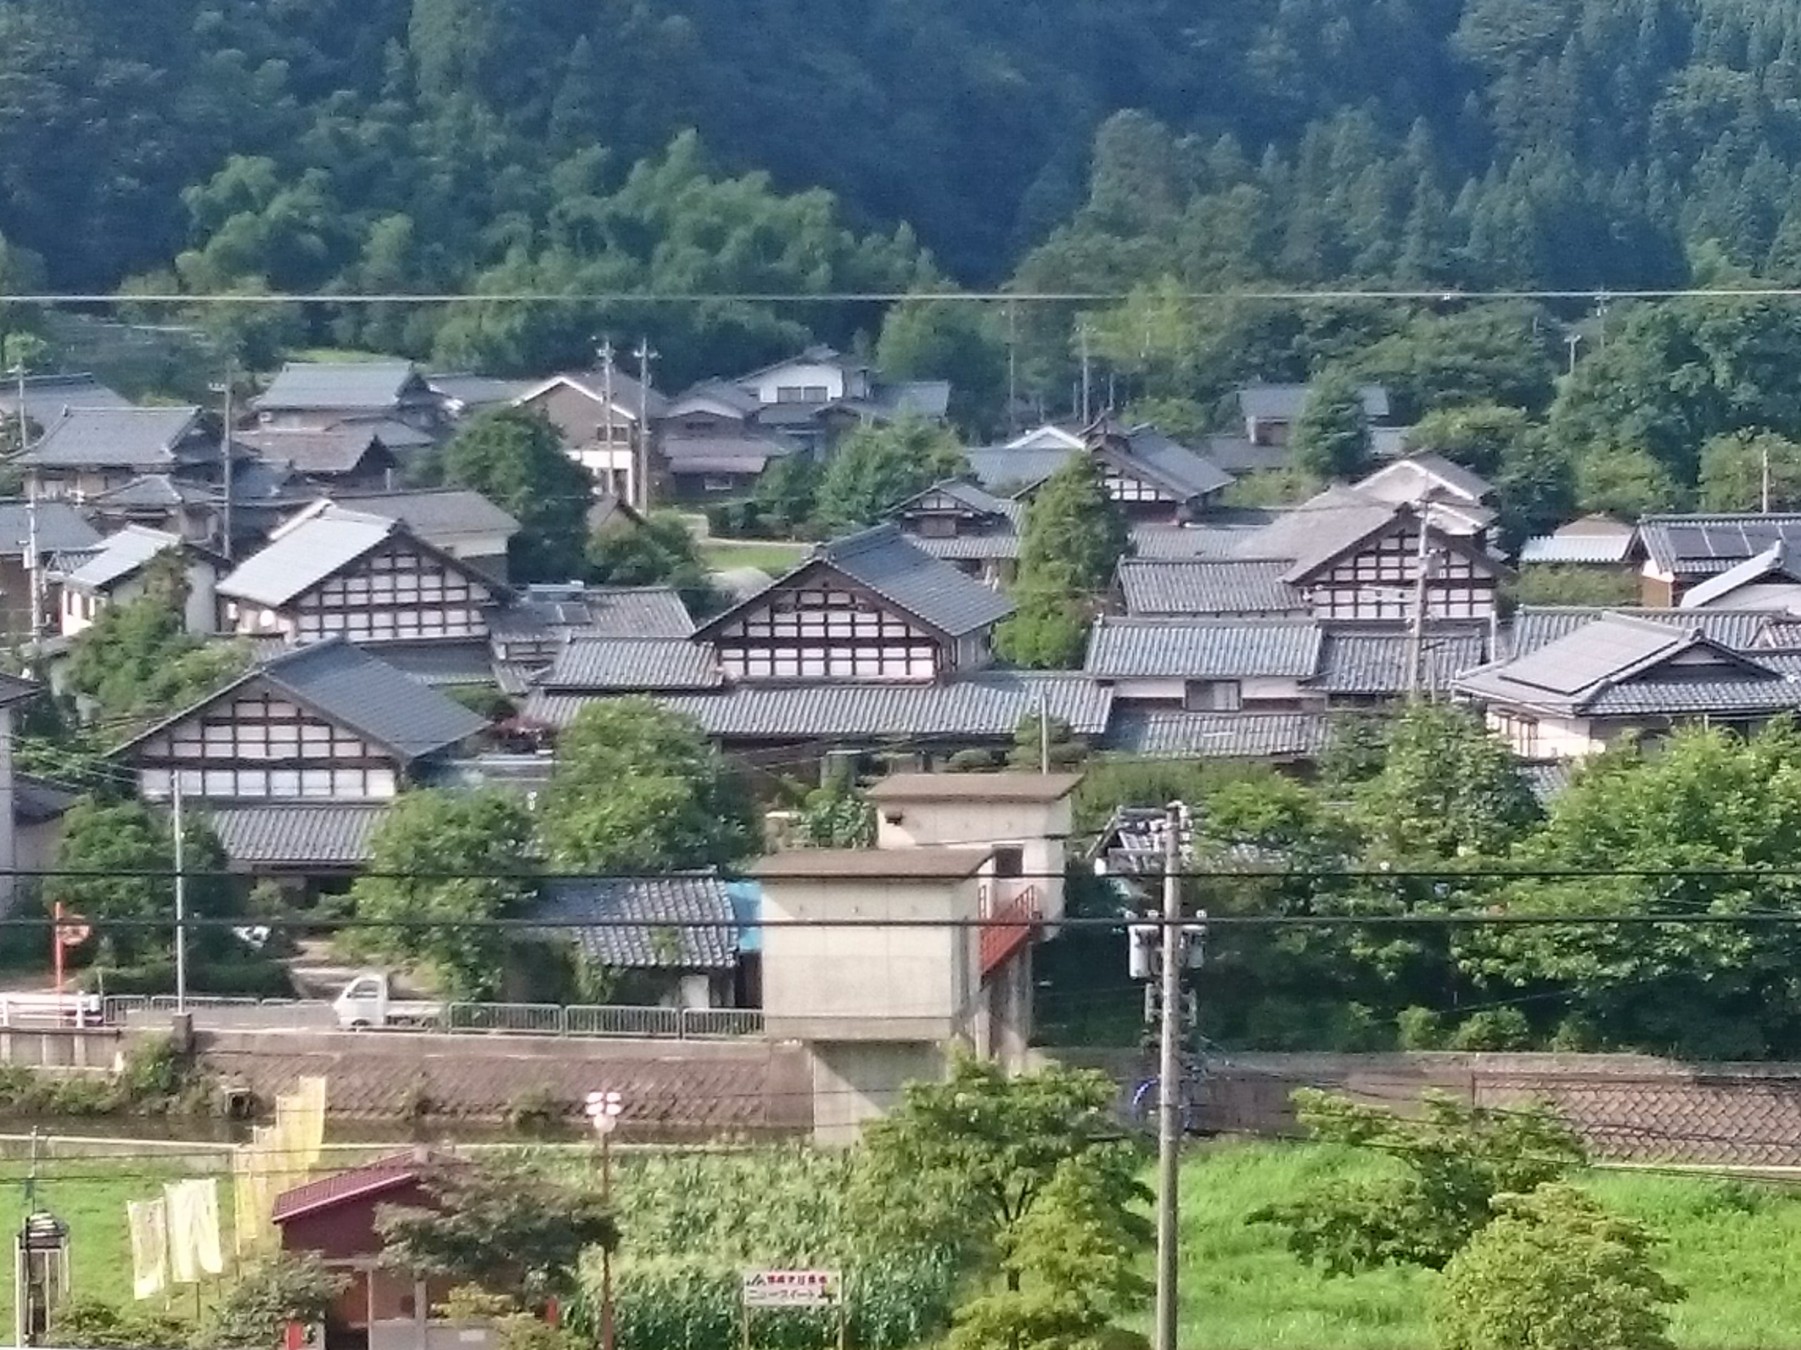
[741,1269,843,1309]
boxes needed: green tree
[1405,404,1536,479]
[1697,429,1801,512]
[1018,457,1129,593]
[1511,566,1638,607]
[377,1159,617,1307]
[50,800,232,967]
[1355,304,1559,418]
[1250,1089,1585,1274]
[538,698,754,872]
[876,296,1008,437]
[854,1054,1150,1276]
[796,784,875,847]
[1352,703,1539,863]
[814,418,967,532]
[995,584,1093,670]
[1434,1185,1682,1350]
[1574,448,1685,518]
[65,556,250,734]
[347,789,534,999]
[206,1255,349,1350]
[750,455,821,535]
[1292,369,1374,480]
[442,408,594,583]
[586,512,714,609]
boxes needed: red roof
[271,1153,425,1225]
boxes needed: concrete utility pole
[596,338,618,499]
[1564,331,1582,376]
[210,362,236,560]
[633,338,656,515]
[172,776,188,1015]
[1763,437,1773,515]
[1405,509,1434,697]
[1154,802,1185,1350]
[12,362,42,642]
[1078,323,1093,425]
[1006,301,1018,438]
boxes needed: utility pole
[1154,802,1184,1350]
[172,776,187,1014]
[597,338,618,500]
[633,338,656,515]
[11,360,43,644]
[1078,323,1093,425]
[1405,509,1433,698]
[1763,437,1772,515]
[1037,685,1050,774]
[1564,331,1582,376]
[1006,301,1018,438]
[210,362,236,560]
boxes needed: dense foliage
[438,407,594,582]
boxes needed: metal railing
[99,995,765,1041]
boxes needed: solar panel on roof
[1664,526,1712,559]
[1505,622,1682,696]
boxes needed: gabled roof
[1092,421,1235,498]
[666,379,761,419]
[1128,522,1268,560]
[317,488,519,539]
[891,478,1021,524]
[1103,709,1334,760]
[1636,514,1801,578]
[1005,424,1085,451]
[522,672,1112,739]
[218,507,399,606]
[88,474,215,510]
[18,406,205,470]
[1679,541,1801,610]
[660,432,799,474]
[1507,606,1787,658]
[964,446,1072,494]
[1355,454,1492,506]
[62,526,185,592]
[272,1153,427,1224]
[1117,559,1305,617]
[697,524,1014,641]
[426,374,534,410]
[1458,614,1796,716]
[0,373,130,425]
[1520,533,1636,565]
[117,639,488,763]
[0,500,101,557]
[1232,485,1409,581]
[515,368,670,421]
[209,802,390,867]
[538,638,724,691]
[235,425,393,476]
[876,380,951,419]
[1237,382,1391,422]
[735,344,868,385]
[1084,617,1323,679]
[253,361,427,413]
[528,872,737,969]
[1201,434,1291,474]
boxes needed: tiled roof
[1506,607,1786,657]
[877,380,952,419]
[1200,435,1291,473]
[491,585,694,642]
[209,802,390,866]
[1637,514,1801,577]
[1110,424,1234,497]
[253,361,422,412]
[323,488,519,538]
[538,638,725,691]
[0,500,100,557]
[428,374,535,410]
[668,379,760,417]
[522,673,1113,739]
[1128,523,1267,560]
[119,639,487,762]
[519,368,669,421]
[19,406,203,469]
[217,508,397,605]
[1117,559,1304,616]
[703,525,1013,640]
[375,641,498,687]
[236,425,391,475]
[907,532,1021,561]
[63,526,183,592]
[1312,629,1491,695]
[1579,679,1801,715]
[528,873,737,969]
[1679,542,1801,609]
[1756,619,1801,648]
[1230,485,1405,580]
[1520,760,1575,805]
[1085,617,1323,679]
[0,373,130,425]
[1103,709,1334,759]
[965,446,1071,493]
[1520,534,1636,565]
[660,433,798,474]
[88,474,214,509]
[1237,382,1391,422]
[1356,454,1492,505]
[272,1153,424,1224]
[892,478,1022,524]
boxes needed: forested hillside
[12,0,1801,383]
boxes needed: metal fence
[100,995,765,1041]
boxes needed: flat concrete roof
[749,847,992,880]
[864,772,1083,804]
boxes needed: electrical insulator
[1183,911,1208,969]
[1143,984,1159,1026]
[1182,991,1199,1029]
[1127,916,1160,981]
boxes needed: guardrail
[102,996,765,1040]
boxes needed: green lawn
[699,539,811,575]
[1160,1142,1801,1349]
[0,1154,239,1326]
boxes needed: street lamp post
[584,1090,623,1350]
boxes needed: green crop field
[699,539,811,576]
[1157,1142,1801,1350]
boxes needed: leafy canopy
[1250,1089,1585,1274]
[814,418,967,532]
[441,408,594,583]
[1292,369,1374,480]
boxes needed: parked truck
[332,972,447,1030]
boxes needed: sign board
[741,1269,843,1309]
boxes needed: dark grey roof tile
[1085,617,1322,679]
[528,873,737,969]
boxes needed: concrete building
[57,526,222,638]
[753,846,1036,1142]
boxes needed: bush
[205,1254,348,1350]
[1447,1007,1532,1051]
[945,748,1003,772]
[83,955,294,998]
[704,500,764,539]
[1397,1006,1446,1050]
[49,1295,190,1349]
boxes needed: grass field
[1163,1142,1801,1349]
[0,1153,239,1328]
[699,539,811,575]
